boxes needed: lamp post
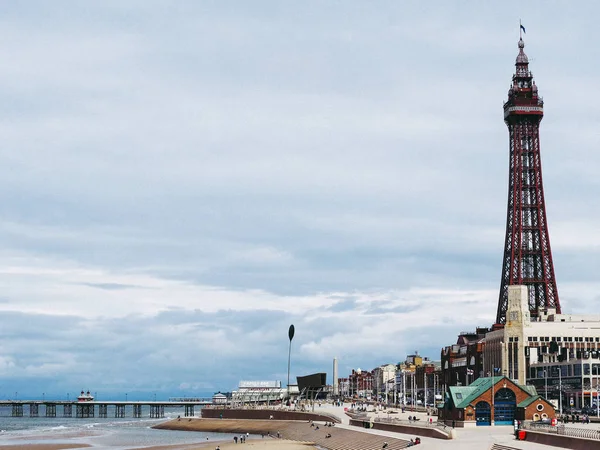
[402,371,406,406]
[596,383,599,418]
[489,371,495,426]
[556,366,562,415]
[557,366,562,416]
[424,370,428,408]
[287,324,295,402]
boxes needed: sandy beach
[0,445,91,450]
[136,440,315,450]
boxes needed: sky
[1,1,600,400]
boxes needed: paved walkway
[309,403,566,450]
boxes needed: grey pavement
[313,403,572,449]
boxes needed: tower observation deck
[496,37,561,325]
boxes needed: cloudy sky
[1,1,599,400]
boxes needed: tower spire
[496,37,561,325]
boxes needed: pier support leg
[150,405,165,418]
[12,404,23,417]
[76,404,95,418]
[184,405,194,417]
[30,403,39,417]
[133,404,142,418]
[99,404,107,418]
[63,404,72,417]
[115,404,125,418]
[45,404,57,417]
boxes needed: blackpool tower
[496,37,561,325]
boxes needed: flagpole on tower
[519,19,522,39]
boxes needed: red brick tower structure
[496,37,561,325]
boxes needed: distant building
[372,364,397,403]
[231,380,285,405]
[441,328,489,388]
[333,358,339,396]
[347,368,374,399]
[211,392,228,405]
[297,373,327,400]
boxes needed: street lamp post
[597,383,599,418]
[424,371,428,407]
[402,371,406,406]
[287,324,295,402]
[557,367,562,415]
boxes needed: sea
[0,405,241,449]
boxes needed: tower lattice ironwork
[496,37,561,325]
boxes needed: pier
[0,399,212,419]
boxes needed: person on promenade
[233,436,238,444]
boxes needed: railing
[374,415,437,428]
[523,422,600,440]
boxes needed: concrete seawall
[524,430,600,449]
[348,419,451,440]
[201,407,340,423]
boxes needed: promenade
[156,402,595,450]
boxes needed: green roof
[518,395,542,408]
[448,376,538,409]
[522,385,538,396]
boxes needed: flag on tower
[520,24,526,34]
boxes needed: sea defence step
[155,418,413,450]
[201,407,340,423]
[349,418,452,440]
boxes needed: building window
[456,393,463,400]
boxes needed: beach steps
[489,445,519,450]
[277,422,412,450]
[154,418,412,450]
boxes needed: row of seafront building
[336,352,444,408]
[441,285,600,413]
